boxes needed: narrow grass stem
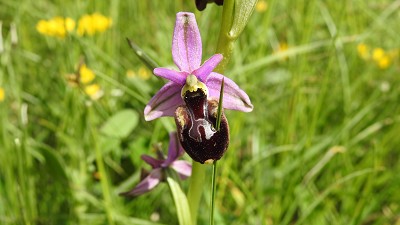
[89,107,115,225]
[210,60,225,225]
[126,38,159,71]
[216,78,224,130]
[209,161,218,225]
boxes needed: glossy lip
[175,93,229,164]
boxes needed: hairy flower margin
[121,132,192,197]
[144,12,253,121]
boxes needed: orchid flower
[121,132,192,197]
[144,12,253,121]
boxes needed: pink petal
[153,68,187,85]
[172,12,202,72]
[171,160,192,179]
[193,54,223,82]
[163,132,185,166]
[206,72,253,112]
[144,82,184,121]
[141,155,162,168]
[120,169,162,197]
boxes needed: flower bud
[195,0,224,11]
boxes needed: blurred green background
[1,0,399,224]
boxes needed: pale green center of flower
[181,74,208,98]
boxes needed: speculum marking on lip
[174,88,229,164]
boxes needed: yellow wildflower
[126,69,136,78]
[36,20,49,34]
[126,68,151,80]
[79,64,95,84]
[0,87,5,102]
[64,17,76,32]
[256,0,268,13]
[84,84,103,100]
[377,55,391,69]
[357,43,369,60]
[91,13,112,33]
[77,15,95,36]
[371,48,392,69]
[273,42,289,61]
[372,48,385,62]
[77,13,112,36]
[36,17,75,38]
[277,42,288,52]
[138,67,151,80]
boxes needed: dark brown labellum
[175,89,229,164]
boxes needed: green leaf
[230,0,258,38]
[38,145,68,183]
[167,176,192,225]
[127,38,159,71]
[100,109,138,139]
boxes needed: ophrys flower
[121,132,191,196]
[144,12,253,121]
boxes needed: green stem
[210,55,225,225]
[207,1,236,224]
[215,0,235,72]
[90,108,115,225]
[209,161,218,225]
[187,161,207,225]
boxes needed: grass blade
[215,77,224,131]
[126,38,159,71]
[166,176,192,225]
[209,161,218,225]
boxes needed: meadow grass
[1,0,400,224]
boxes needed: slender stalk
[209,161,218,225]
[210,62,225,225]
[187,162,206,225]
[90,107,115,225]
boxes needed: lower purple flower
[121,132,191,197]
